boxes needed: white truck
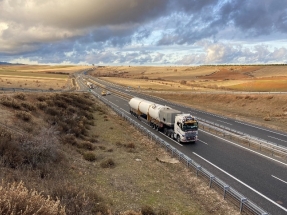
[129,97,198,143]
[87,82,94,89]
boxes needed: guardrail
[90,90,269,215]
[197,118,287,161]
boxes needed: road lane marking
[235,121,287,137]
[217,120,232,125]
[193,152,287,213]
[199,129,287,167]
[271,175,287,185]
[268,136,287,143]
[120,108,130,115]
[198,139,208,145]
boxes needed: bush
[50,183,107,215]
[100,158,115,168]
[141,205,156,215]
[1,99,21,109]
[0,181,65,215]
[83,152,96,162]
[16,111,32,121]
[36,101,48,110]
[14,93,26,100]
[37,95,47,101]
[78,141,95,150]
[61,134,78,146]
[21,101,36,111]
[46,107,60,116]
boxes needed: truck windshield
[182,122,198,131]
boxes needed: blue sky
[0,0,287,65]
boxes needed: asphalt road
[79,75,287,215]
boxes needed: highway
[77,74,287,215]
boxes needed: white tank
[149,104,164,120]
[129,97,155,115]
[138,100,154,115]
[129,97,145,110]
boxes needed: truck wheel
[176,135,181,143]
[164,128,167,135]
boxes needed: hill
[0,92,238,215]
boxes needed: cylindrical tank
[138,100,154,115]
[149,104,165,120]
[129,98,155,115]
[129,97,145,111]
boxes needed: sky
[0,0,287,65]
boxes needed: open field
[89,65,287,132]
[0,92,238,215]
[0,65,90,90]
[92,65,287,92]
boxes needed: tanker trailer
[129,97,198,143]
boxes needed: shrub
[100,158,115,168]
[21,101,36,111]
[36,101,48,110]
[83,152,96,162]
[125,143,135,149]
[14,93,26,100]
[16,111,32,121]
[141,205,156,215]
[180,80,187,85]
[50,183,107,215]
[78,141,95,150]
[61,134,78,146]
[0,181,65,215]
[37,95,47,101]
[1,99,21,109]
[46,107,60,116]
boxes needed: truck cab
[174,114,198,143]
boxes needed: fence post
[196,166,201,176]
[223,186,229,199]
[240,198,247,212]
[209,176,215,188]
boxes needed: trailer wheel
[176,135,181,143]
[164,128,168,135]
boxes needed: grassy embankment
[0,92,239,215]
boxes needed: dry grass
[0,65,90,90]
[92,65,287,92]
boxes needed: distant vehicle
[106,91,111,95]
[129,97,198,143]
[101,90,106,96]
[87,82,94,89]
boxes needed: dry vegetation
[0,65,90,90]
[0,92,239,215]
[90,65,287,132]
[91,65,287,92]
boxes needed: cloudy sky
[0,0,287,65]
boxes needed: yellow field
[0,65,90,90]
[93,65,287,92]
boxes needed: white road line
[193,152,287,213]
[268,136,287,143]
[235,121,287,137]
[271,175,287,185]
[120,108,130,115]
[198,139,208,145]
[217,120,232,125]
[199,129,287,167]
